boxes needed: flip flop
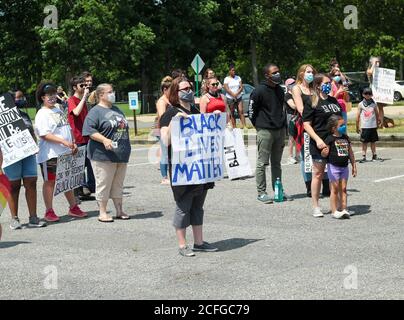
[98,217,114,223]
[115,214,130,220]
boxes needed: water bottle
[274,177,284,202]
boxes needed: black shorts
[40,158,58,181]
[360,128,379,143]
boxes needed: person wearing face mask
[248,63,292,203]
[330,67,349,135]
[67,76,95,200]
[35,82,86,222]
[83,84,131,222]
[159,77,218,257]
[292,64,330,198]
[302,74,343,218]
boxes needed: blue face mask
[333,76,341,83]
[337,124,346,134]
[304,73,314,83]
[321,83,332,95]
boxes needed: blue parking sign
[128,92,139,110]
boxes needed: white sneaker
[341,209,351,218]
[287,157,298,164]
[313,207,324,218]
[332,210,348,219]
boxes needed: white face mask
[107,92,116,104]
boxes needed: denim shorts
[311,154,327,163]
[3,154,38,181]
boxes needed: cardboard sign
[372,67,396,104]
[0,93,39,168]
[224,128,252,180]
[304,132,312,173]
[54,146,86,196]
[170,112,226,186]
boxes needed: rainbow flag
[0,173,11,216]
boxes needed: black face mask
[15,99,27,108]
[267,72,282,85]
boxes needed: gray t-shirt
[82,105,131,163]
[358,100,377,129]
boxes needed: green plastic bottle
[274,177,284,202]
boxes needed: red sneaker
[44,208,60,222]
[68,205,87,218]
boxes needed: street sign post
[191,54,205,97]
[128,91,139,136]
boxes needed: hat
[363,87,372,95]
[285,78,296,86]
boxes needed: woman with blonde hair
[83,84,131,222]
[302,74,342,217]
[154,76,173,185]
[291,64,317,197]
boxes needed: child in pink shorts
[321,115,357,219]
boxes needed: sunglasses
[79,84,87,88]
[363,92,372,95]
[210,82,220,87]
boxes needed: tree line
[0,0,402,111]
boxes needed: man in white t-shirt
[224,64,246,129]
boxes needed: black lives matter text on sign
[54,146,86,196]
[0,93,39,168]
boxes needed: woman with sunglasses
[199,76,227,114]
[302,74,342,218]
[35,82,86,222]
[159,77,218,257]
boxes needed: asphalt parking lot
[0,143,403,300]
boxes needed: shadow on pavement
[132,211,163,219]
[0,241,30,249]
[348,205,371,216]
[290,193,309,200]
[210,238,264,252]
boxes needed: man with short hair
[67,75,95,199]
[249,63,291,203]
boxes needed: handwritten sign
[0,93,39,168]
[224,128,252,180]
[304,132,312,173]
[171,113,226,186]
[54,146,86,196]
[372,67,396,104]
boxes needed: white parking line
[374,175,404,183]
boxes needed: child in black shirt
[321,115,357,219]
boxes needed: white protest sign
[171,112,226,186]
[0,93,39,168]
[372,67,396,104]
[54,146,86,196]
[224,128,252,180]
[303,132,312,173]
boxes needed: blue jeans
[158,137,168,178]
[78,143,95,193]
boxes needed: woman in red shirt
[199,76,230,126]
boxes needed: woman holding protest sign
[160,77,218,257]
[367,56,386,128]
[35,82,86,222]
[4,91,47,229]
[83,84,131,223]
